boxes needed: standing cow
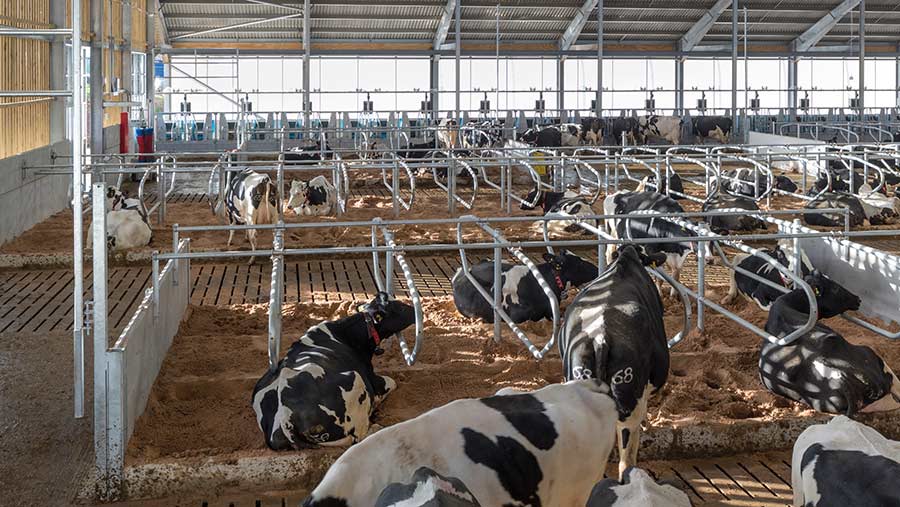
[692,116,732,144]
[286,176,337,216]
[792,416,900,507]
[221,168,278,256]
[559,245,669,479]
[303,380,620,507]
[587,467,692,507]
[452,250,598,324]
[640,115,683,145]
[603,190,709,295]
[580,117,604,145]
[760,272,900,416]
[609,117,643,145]
[521,187,599,236]
[251,292,415,450]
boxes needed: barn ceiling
[155,0,900,53]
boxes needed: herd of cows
[247,188,900,506]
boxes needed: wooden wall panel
[132,0,148,51]
[0,0,51,159]
[65,0,91,41]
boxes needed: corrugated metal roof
[157,0,900,47]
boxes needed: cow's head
[521,187,545,210]
[286,179,310,215]
[768,245,790,268]
[104,186,128,211]
[806,270,861,319]
[774,175,798,193]
[613,244,668,268]
[639,115,661,140]
[357,292,416,355]
[542,250,598,289]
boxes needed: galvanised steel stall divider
[377,223,425,365]
[478,148,544,210]
[268,228,285,371]
[428,151,479,210]
[455,216,560,358]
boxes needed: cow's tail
[259,179,275,225]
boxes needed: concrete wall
[0,140,72,246]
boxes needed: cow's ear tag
[357,304,367,313]
[814,287,821,296]
[375,314,383,323]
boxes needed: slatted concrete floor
[0,256,463,334]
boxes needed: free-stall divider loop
[455,215,559,360]
[479,148,544,209]
[559,154,603,204]
[376,223,425,366]
[267,228,284,372]
[378,154,416,211]
[429,151,479,210]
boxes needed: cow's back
[306,381,618,507]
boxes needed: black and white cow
[642,173,685,199]
[586,467,692,507]
[803,192,866,228]
[451,250,598,324]
[436,118,460,151]
[774,175,798,193]
[399,140,440,160]
[639,115,683,145]
[104,185,142,214]
[580,117,604,145]
[692,116,732,144]
[251,292,415,450]
[717,168,770,199]
[856,183,900,226]
[303,380,620,507]
[721,245,791,310]
[285,142,331,162]
[285,176,337,216]
[461,120,504,151]
[603,190,710,295]
[558,245,669,479]
[760,272,900,416]
[609,117,643,145]
[792,416,900,507]
[222,169,278,255]
[518,125,563,148]
[701,192,766,233]
[521,188,599,235]
[375,467,481,507]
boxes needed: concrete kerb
[84,410,900,502]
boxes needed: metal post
[731,0,738,122]
[558,57,565,120]
[90,0,105,163]
[91,182,110,492]
[696,223,707,332]
[858,0,866,120]
[493,245,503,343]
[596,0,603,116]
[72,0,86,420]
[675,58,685,115]
[788,57,799,113]
[430,56,440,122]
[896,44,900,109]
[454,0,461,121]
[303,0,311,136]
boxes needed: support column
[675,58,685,114]
[731,0,738,121]
[558,57,565,120]
[454,0,461,121]
[49,0,67,144]
[303,0,311,133]
[121,0,133,153]
[145,0,155,127]
[90,0,105,162]
[858,0,865,119]
[788,57,798,113]
[895,44,900,110]
[596,0,603,116]
[430,55,440,119]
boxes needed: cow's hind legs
[617,385,652,480]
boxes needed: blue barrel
[154,60,165,79]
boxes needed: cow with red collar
[250,292,415,449]
[451,250,598,324]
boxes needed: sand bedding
[124,289,900,466]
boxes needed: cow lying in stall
[721,245,792,310]
[701,191,767,234]
[520,187,599,236]
[792,416,900,507]
[642,173,685,199]
[803,192,867,228]
[285,175,337,216]
[603,190,710,297]
[558,245,670,479]
[303,380,620,507]
[451,250,598,324]
[222,169,278,259]
[251,292,415,449]
[759,271,900,415]
[856,183,900,225]
[88,185,152,251]
[587,467,692,507]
